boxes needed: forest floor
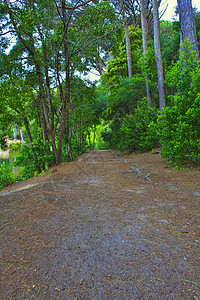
[0,150,200,300]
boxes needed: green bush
[0,162,14,191]
[15,136,54,180]
[158,39,200,165]
[8,141,22,150]
[118,100,159,152]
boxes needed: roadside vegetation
[0,0,199,191]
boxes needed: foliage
[15,136,54,180]
[0,0,122,165]
[69,77,104,152]
[100,75,147,149]
[8,142,22,150]
[101,101,159,151]
[158,39,200,165]
[73,1,122,74]
[101,26,142,89]
[101,119,121,150]
[139,43,159,106]
[0,162,14,191]
[160,20,180,66]
[0,130,8,150]
[102,76,146,120]
[118,101,159,152]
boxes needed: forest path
[0,150,200,299]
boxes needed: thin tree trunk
[140,0,152,106]
[177,0,199,59]
[152,0,166,110]
[29,33,52,139]
[42,39,55,129]
[37,25,54,127]
[55,0,71,165]
[93,125,96,150]
[125,26,132,78]
[19,128,24,144]
[40,101,48,142]
[23,117,33,147]
[66,142,75,160]
[87,128,91,147]
[35,62,52,138]
[120,0,132,78]
[13,128,17,142]
[31,91,41,128]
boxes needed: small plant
[173,164,183,171]
[0,162,14,191]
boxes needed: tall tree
[140,0,152,106]
[152,0,166,110]
[101,26,142,89]
[177,0,199,58]
[120,0,132,77]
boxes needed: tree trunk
[152,0,166,110]
[55,0,71,165]
[87,128,91,147]
[23,117,33,147]
[35,62,52,139]
[28,33,52,141]
[92,125,96,150]
[37,16,54,130]
[19,128,24,144]
[125,26,132,78]
[41,107,48,142]
[13,128,17,142]
[31,91,42,128]
[140,0,152,106]
[120,0,132,78]
[66,142,75,161]
[42,39,55,129]
[177,0,199,59]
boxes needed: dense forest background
[0,0,200,187]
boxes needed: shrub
[0,162,14,191]
[158,39,200,165]
[15,136,54,180]
[118,100,159,152]
[8,141,22,150]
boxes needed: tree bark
[41,38,55,130]
[120,0,132,78]
[140,0,152,106]
[87,128,91,147]
[23,117,33,147]
[55,0,71,165]
[35,62,52,139]
[19,128,24,144]
[13,128,17,142]
[92,125,96,150]
[152,0,166,110]
[31,91,42,128]
[177,0,199,59]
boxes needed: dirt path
[0,150,200,299]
